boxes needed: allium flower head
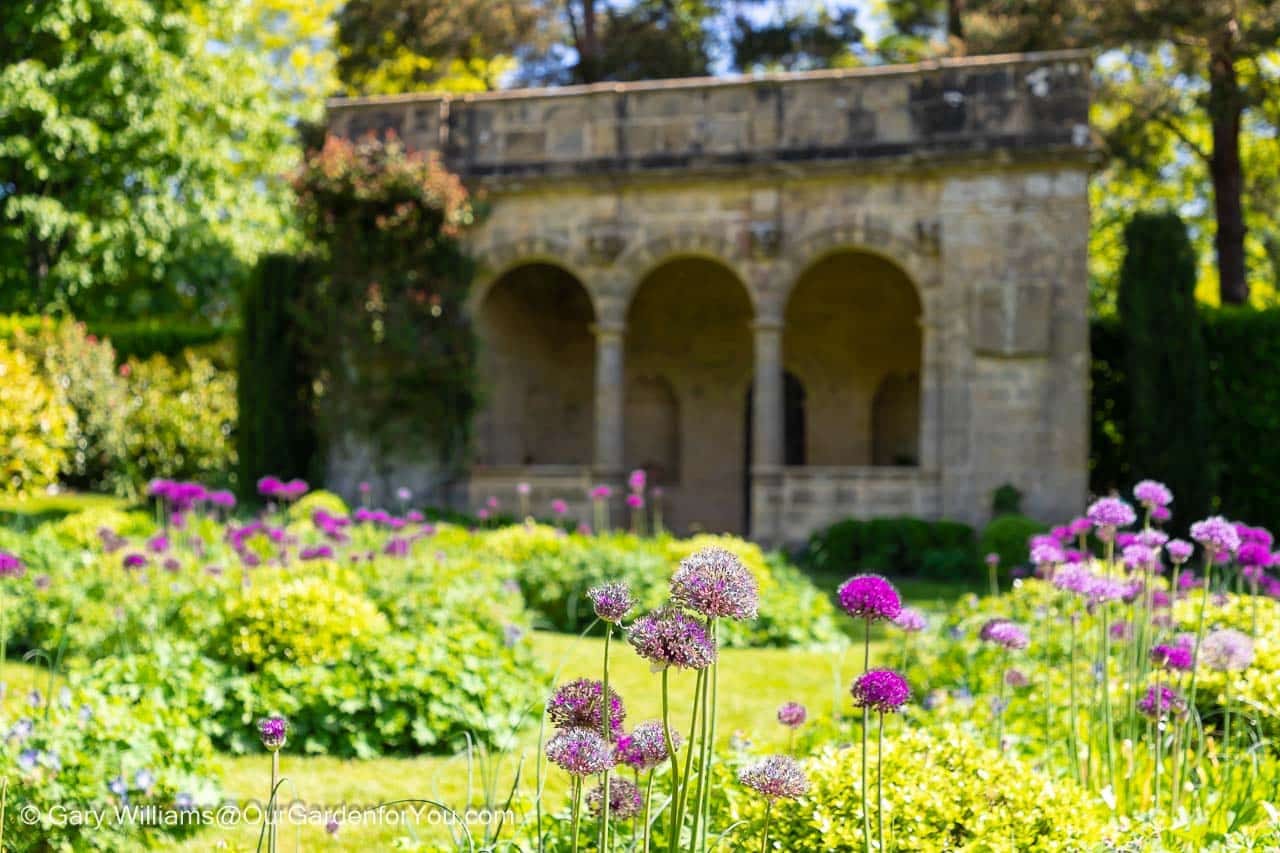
[627,469,647,493]
[1067,516,1093,537]
[985,552,1000,567]
[551,499,568,515]
[979,619,1029,651]
[738,755,809,801]
[587,777,643,819]
[670,547,759,620]
[1031,541,1065,567]
[1190,516,1241,558]
[1137,529,1169,548]
[776,702,807,728]
[1133,480,1173,508]
[1087,497,1137,533]
[588,581,634,623]
[1201,629,1254,672]
[893,607,928,633]
[851,669,911,713]
[258,715,288,752]
[1123,544,1159,573]
[626,493,644,509]
[627,607,717,670]
[546,727,613,776]
[1150,641,1193,671]
[0,551,24,579]
[1166,539,1194,564]
[1237,540,1273,568]
[590,485,612,500]
[1138,685,1187,720]
[614,720,680,770]
[1005,668,1030,688]
[837,574,902,622]
[547,678,625,734]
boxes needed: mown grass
[169,630,890,851]
[0,492,129,530]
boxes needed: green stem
[877,712,886,853]
[662,669,684,853]
[269,750,279,853]
[1068,611,1081,784]
[759,799,773,853]
[601,625,612,852]
[1101,599,1115,793]
[570,776,583,853]
[642,769,654,853]
[675,668,705,847]
[1153,669,1163,820]
[861,703,871,853]
[698,632,719,853]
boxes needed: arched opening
[474,263,595,466]
[624,375,680,485]
[626,257,754,533]
[784,251,922,466]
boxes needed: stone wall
[327,50,1094,542]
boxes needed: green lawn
[166,630,889,851]
[0,492,129,530]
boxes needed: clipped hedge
[799,516,979,582]
[0,314,235,363]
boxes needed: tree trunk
[947,0,965,43]
[579,0,600,83]
[1208,43,1248,305]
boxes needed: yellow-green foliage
[0,343,72,495]
[47,506,154,550]
[219,574,390,668]
[287,488,349,522]
[1173,591,1280,730]
[729,724,1109,852]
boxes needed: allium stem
[570,776,582,853]
[1068,610,1081,784]
[1153,670,1163,818]
[0,587,6,700]
[642,769,654,853]
[988,559,999,598]
[697,623,719,853]
[759,799,772,853]
[661,669,683,852]
[601,625,612,852]
[674,668,705,848]
[861,705,870,852]
[1100,599,1116,793]
[877,711,886,852]
[268,750,280,853]
[996,649,1008,752]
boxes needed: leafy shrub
[122,351,237,488]
[800,516,979,582]
[0,343,72,495]
[9,319,130,493]
[215,574,390,668]
[977,514,1046,573]
[726,724,1109,851]
[991,483,1022,516]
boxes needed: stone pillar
[592,322,626,477]
[751,318,785,543]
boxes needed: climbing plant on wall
[290,132,479,482]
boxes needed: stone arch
[469,235,597,316]
[783,249,923,466]
[473,261,597,467]
[614,229,755,314]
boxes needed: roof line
[326,48,1092,109]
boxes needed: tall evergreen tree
[1117,211,1212,522]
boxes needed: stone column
[592,322,626,477]
[751,318,785,543]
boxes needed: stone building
[326,49,1094,544]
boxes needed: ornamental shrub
[122,351,237,488]
[977,513,1046,574]
[0,343,72,495]
[726,724,1109,851]
[799,516,979,582]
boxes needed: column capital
[590,321,627,341]
[750,318,785,333]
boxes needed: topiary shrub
[0,342,72,495]
[799,516,979,583]
[977,514,1046,574]
[122,351,237,489]
[726,724,1109,851]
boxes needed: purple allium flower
[1109,620,1132,642]
[1123,544,1159,572]
[147,533,169,554]
[547,678,625,734]
[257,476,284,498]
[1068,516,1093,538]
[628,469,647,493]
[738,755,809,801]
[1004,668,1029,688]
[546,727,613,776]
[625,493,644,510]
[892,607,928,633]
[837,574,902,622]
[851,668,911,713]
[258,715,288,752]
[1152,505,1172,522]
[358,481,370,494]
[208,489,236,509]
[1190,516,1241,559]
[1088,497,1137,532]
[122,553,147,570]
[590,485,612,500]
[670,547,759,620]
[1238,540,1273,569]
[614,720,681,770]
[1166,539,1194,564]
[1150,641,1194,672]
[299,545,334,561]
[587,581,634,623]
[382,537,410,557]
[551,499,568,516]
[1031,541,1065,566]
[587,777,644,819]
[326,818,341,837]
[979,619,1029,651]
[0,551,24,579]
[1138,685,1187,720]
[984,552,1000,568]
[396,487,412,502]
[777,702,807,728]
[1134,480,1173,508]
[627,607,717,670]
[1201,629,1254,672]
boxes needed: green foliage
[727,724,1110,851]
[8,318,130,493]
[90,319,237,363]
[0,679,221,850]
[990,483,1022,516]
[977,513,1046,572]
[122,352,238,488]
[0,0,302,318]
[0,343,72,495]
[216,575,390,668]
[799,516,980,582]
[237,254,317,498]
[292,134,478,485]
[1118,211,1212,525]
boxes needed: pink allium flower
[627,607,717,670]
[851,669,911,713]
[738,755,809,801]
[358,482,371,494]
[1152,505,1171,523]
[587,581,634,623]
[1067,516,1093,537]
[979,619,1029,650]
[776,702,807,728]
[551,499,568,515]
[670,547,759,620]
[627,469,646,493]
[587,777,643,819]
[258,715,288,751]
[485,496,499,510]
[837,574,901,622]
[614,721,681,770]
[0,551,24,579]
[1133,480,1173,508]
[984,553,1000,568]
[516,482,531,496]
[1138,685,1186,720]
[1004,668,1029,688]
[477,508,490,521]
[1201,629,1254,672]
[1031,541,1065,566]
[547,678,625,734]
[1190,516,1240,558]
[590,485,612,500]
[625,494,644,510]
[1150,640,1193,671]
[892,607,928,633]
[546,728,612,776]
[1087,497,1136,536]
[1166,539,1194,564]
